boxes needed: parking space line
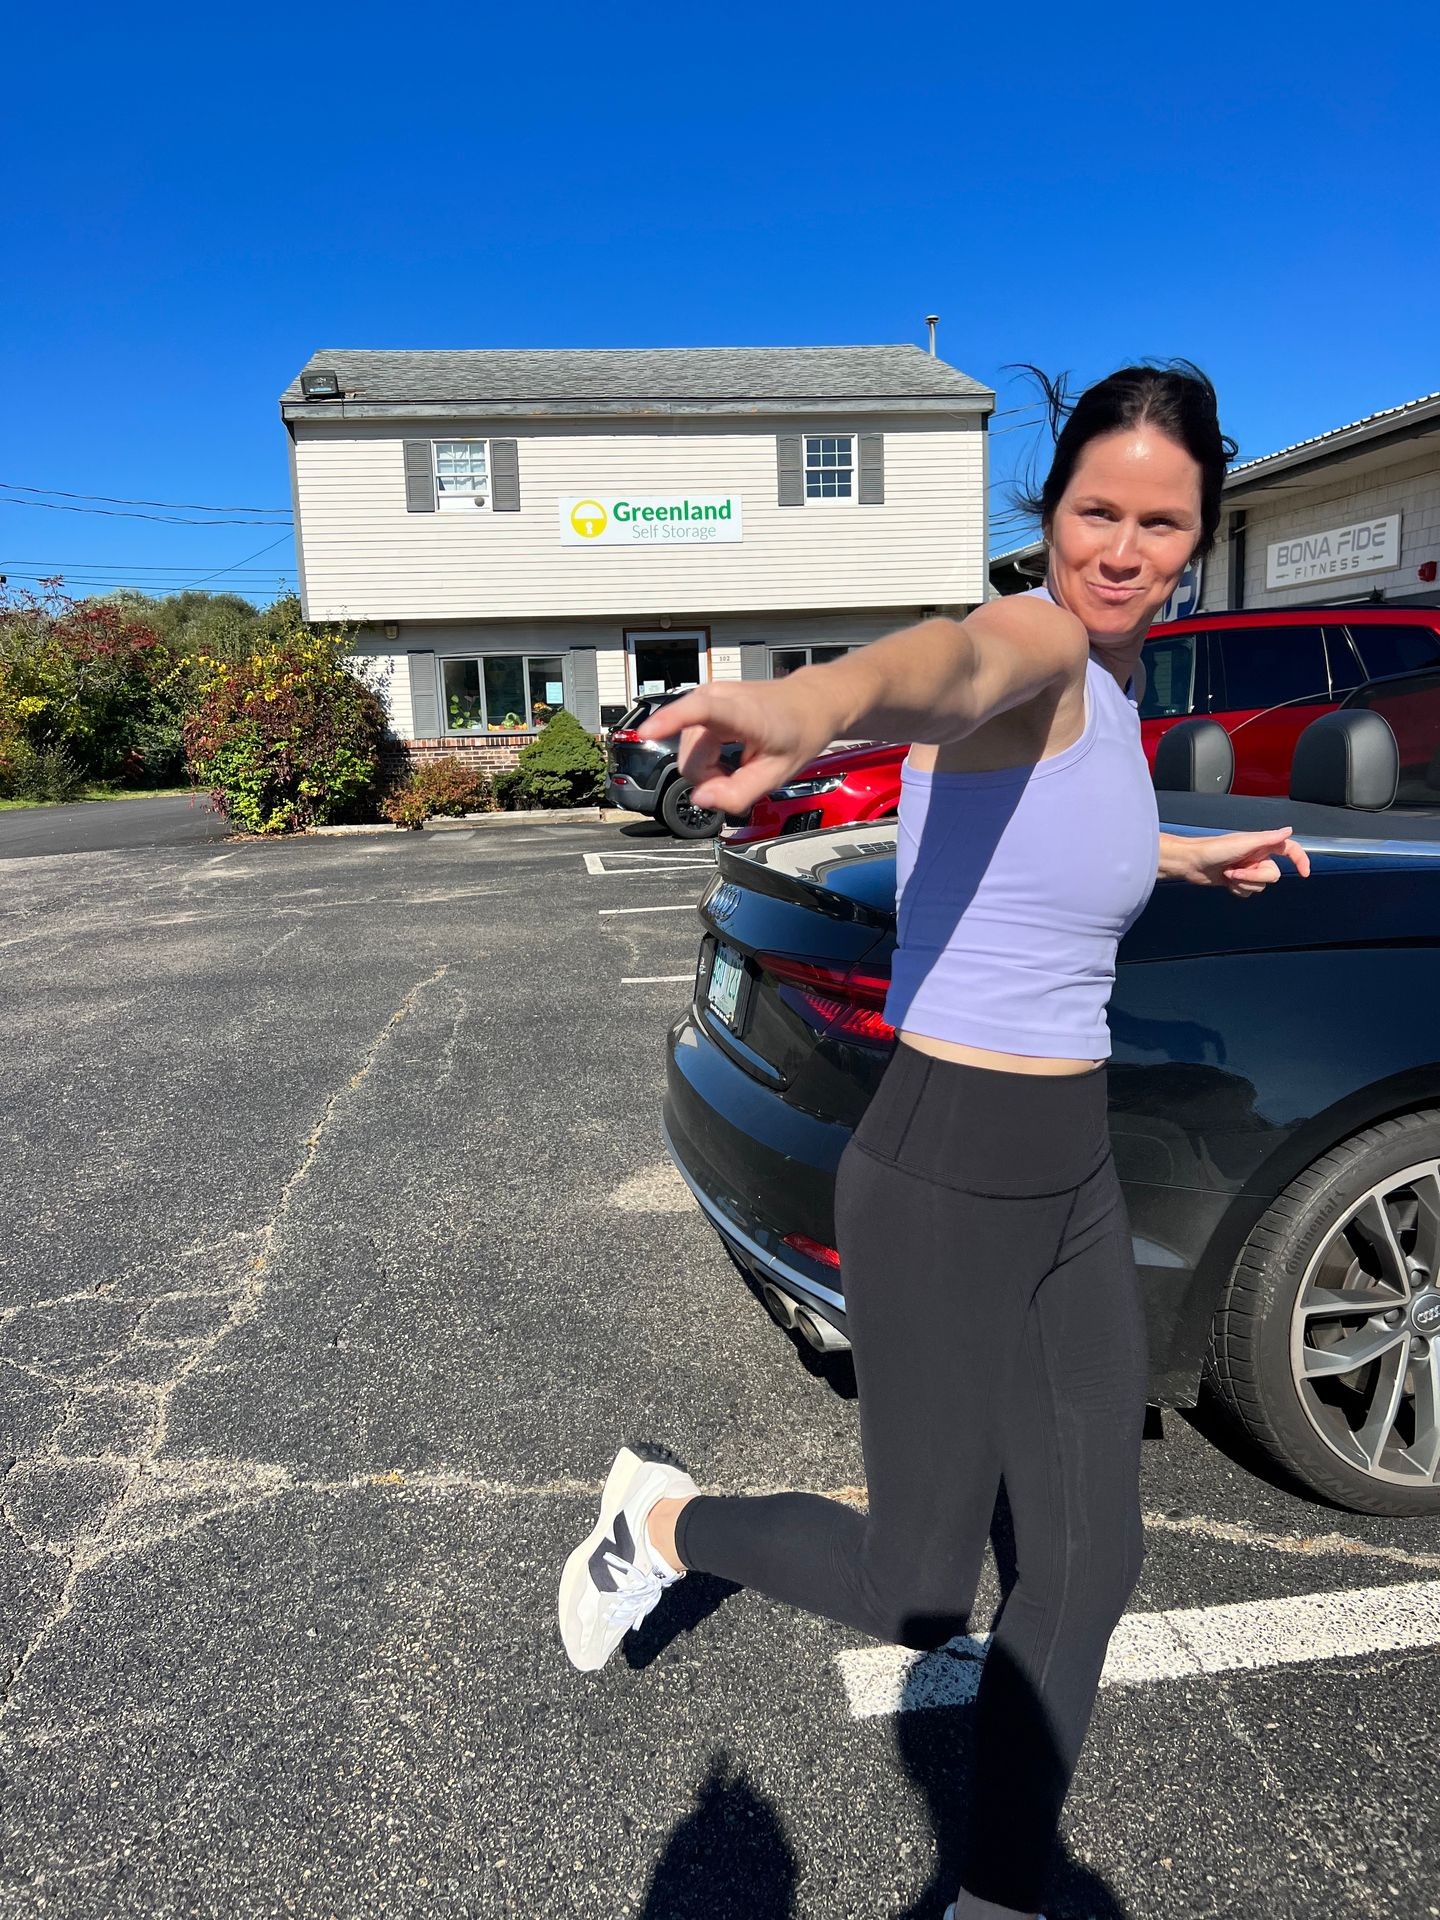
[835,1576,1440,1720]
[621,974,694,984]
[598,903,699,916]
[584,851,714,876]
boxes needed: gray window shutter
[858,432,884,505]
[403,441,435,512]
[777,434,804,507]
[407,651,440,737]
[566,648,600,732]
[739,643,770,680]
[490,438,521,512]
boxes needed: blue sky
[3,0,1435,603]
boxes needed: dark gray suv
[605,689,730,839]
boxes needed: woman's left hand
[1171,827,1311,897]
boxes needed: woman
[559,364,1308,1920]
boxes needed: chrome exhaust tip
[792,1306,852,1354]
[761,1284,798,1329]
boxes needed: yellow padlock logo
[570,499,608,539]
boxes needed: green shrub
[493,709,604,810]
[8,742,84,803]
[182,625,387,834]
[381,757,493,829]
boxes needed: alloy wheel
[1291,1159,1440,1487]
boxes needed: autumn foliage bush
[381,757,493,828]
[182,626,387,834]
[0,582,181,795]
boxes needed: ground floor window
[443,654,567,732]
[769,644,857,677]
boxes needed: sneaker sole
[558,1446,649,1672]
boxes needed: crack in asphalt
[0,965,450,1721]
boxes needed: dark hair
[1013,360,1238,558]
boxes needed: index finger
[635,690,714,741]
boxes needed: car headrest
[1290,709,1399,810]
[1152,719,1235,794]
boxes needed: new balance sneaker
[942,1909,1046,1919]
[558,1446,698,1672]
[942,1910,1047,1918]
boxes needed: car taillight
[610,729,643,743]
[782,1231,841,1269]
[758,952,896,1046]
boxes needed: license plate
[708,941,746,1032]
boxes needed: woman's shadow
[632,1474,1139,1918]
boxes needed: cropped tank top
[884,586,1159,1060]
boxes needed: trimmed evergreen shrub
[492,709,605,810]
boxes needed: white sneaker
[942,1910,1046,1919]
[558,1446,698,1672]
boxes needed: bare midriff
[898,1031,1102,1076]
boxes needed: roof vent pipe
[924,315,939,357]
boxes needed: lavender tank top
[884,586,1159,1060]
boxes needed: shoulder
[963,595,1089,676]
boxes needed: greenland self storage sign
[559,493,743,545]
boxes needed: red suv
[725,605,1440,843]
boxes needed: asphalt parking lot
[1,803,1438,1919]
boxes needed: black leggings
[675,1043,1148,1920]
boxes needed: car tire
[1205,1111,1440,1516]
[660,776,722,840]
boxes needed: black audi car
[662,675,1440,1517]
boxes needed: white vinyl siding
[293,415,986,621]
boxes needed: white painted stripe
[584,851,713,876]
[621,974,694,985]
[836,1577,1440,1720]
[598,904,699,916]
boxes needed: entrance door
[626,629,707,700]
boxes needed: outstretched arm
[1159,828,1311,897]
[638,598,1088,816]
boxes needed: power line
[0,497,292,527]
[179,535,295,591]
[0,480,292,515]
[0,559,297,573]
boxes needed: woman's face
[1046,424,1203,649]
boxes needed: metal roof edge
[1225,392,1440,495]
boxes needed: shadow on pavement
[639,1752,797,1919]
[624,1570,741,1670]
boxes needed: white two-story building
[280,345,994,763]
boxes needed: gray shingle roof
[281,345,992,414]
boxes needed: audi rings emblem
[708,881,742,924]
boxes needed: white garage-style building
[280,345,994,767]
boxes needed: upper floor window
[805,435,854,500]
[435,440,489,510]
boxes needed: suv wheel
[1206,1112,1440,1515]
[660,776,722,840]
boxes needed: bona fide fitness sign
[1266,514,1401,589]
[559,494,743,546]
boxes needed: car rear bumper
[665,1005,1225,1404]
[663,1009,851,1333]
[606,777,661,815]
